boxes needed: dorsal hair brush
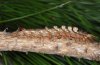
[0,26,100,61]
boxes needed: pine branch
[0,26,99,61]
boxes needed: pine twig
[0,26,100,61]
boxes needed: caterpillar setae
[0,26,100,61]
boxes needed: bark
[0,26,100,61]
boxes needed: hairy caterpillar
[0,26,100,61]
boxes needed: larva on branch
[0,26,100,61]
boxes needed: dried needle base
[0,26,100,61]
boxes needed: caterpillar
[0,26,100,61]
